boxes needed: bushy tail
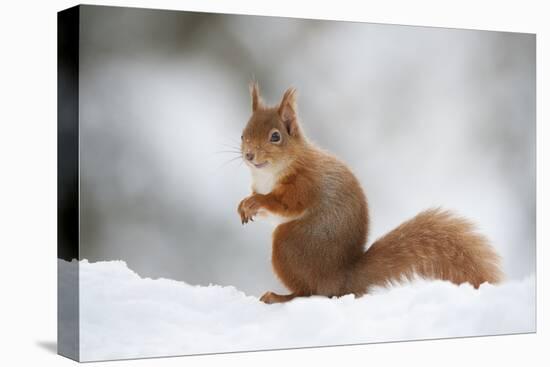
[348,208,503,295]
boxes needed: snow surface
[63,259,535,361]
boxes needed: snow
[62,259,535,362]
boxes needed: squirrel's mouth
[253,161,269,169]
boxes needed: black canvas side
[57,5,80,362]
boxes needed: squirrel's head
[241,82,305,173]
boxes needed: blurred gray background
[79,5,535,296]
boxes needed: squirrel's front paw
[237,195,263,224]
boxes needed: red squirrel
[238,83,503,304]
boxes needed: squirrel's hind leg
[259,291,297,304]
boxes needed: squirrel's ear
[250,81,262,112]
[278,88,298,136]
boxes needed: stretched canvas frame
[58,4,536,362]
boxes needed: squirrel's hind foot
[259,291,297,304]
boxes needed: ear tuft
[249,81,262,112]
[278,88,298,136]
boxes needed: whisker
[214,150,242,155]
[219,155,244,169]
[220,143,241,150]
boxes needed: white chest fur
[251,168,277,195]
[249,167,296,225]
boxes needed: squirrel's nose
[245,152,255,161]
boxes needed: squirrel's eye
[241,135,244,140]
[270,131,281,143]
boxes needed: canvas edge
[57,4,80,362]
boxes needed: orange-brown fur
[238,83,503,304]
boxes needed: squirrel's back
[271,147,369,296]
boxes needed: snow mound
[63,259,535,361]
